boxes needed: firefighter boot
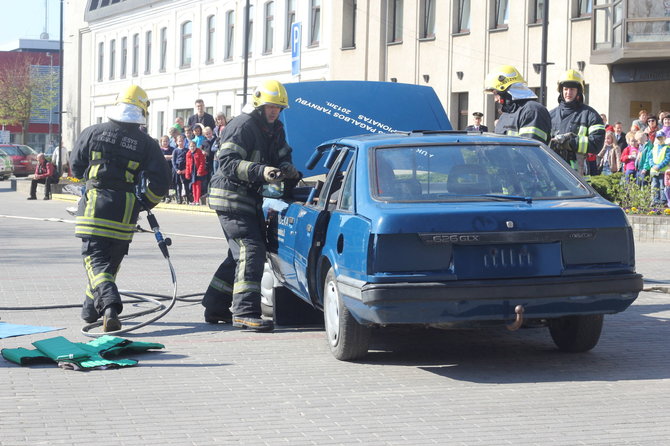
[232,315,274,332]
[204,309,233,324]
[103,306,122,332]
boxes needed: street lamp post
[47,52,53,152]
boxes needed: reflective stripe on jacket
[494,99,552,144]
[71,120,170,242]
[550,102,605,154]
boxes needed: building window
[493,0,510,29]
[309,0,321,46]
[206,15,216,63]
[180,21,192,68]
[225,10,235,60]
[144,30,152,74]
[577,0,593,18]
[387,0,403,43]
[109,39,115,80]
[97,42,104,82]
[132,33,139,76]
[263,2,274,54]
[342,0,356,48]
[245,5,254,57]
[456,0,471,33]
[532,0,545,23]
[120,36,127,78]
[420,0,435,39]
[159,27,167,72]
[284,0,296,50]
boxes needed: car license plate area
[453,242,562,279]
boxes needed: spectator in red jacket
[185,140,208,204]
[28,153,56,200]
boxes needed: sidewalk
[1,182,669,446]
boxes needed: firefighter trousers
[202,212,266,318]
[80,238,128,322]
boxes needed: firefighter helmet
[252,80,290,109]
[484,65,526,92]
[557,69,585,92]
[108,85,150,125]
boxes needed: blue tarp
[281,81,451,175]
[0,322,62,339]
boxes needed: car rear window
[372,143,592,202]
[0,146,21,156]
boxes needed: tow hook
[506,305,525,331]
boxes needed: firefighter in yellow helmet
[484,65,552,144]
[549,69,605,175]
[204,79,300,332]
[70,85,170,331]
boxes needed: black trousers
[202,212,266,317]
[80,238,129,322]
[30,177,55,198]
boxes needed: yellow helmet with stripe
[252,80,290,109]
[485,65,526,92]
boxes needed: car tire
[323,267,370,361]
[548,314,604,353]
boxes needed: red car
[0,144,38,177]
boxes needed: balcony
[590,0,670,66]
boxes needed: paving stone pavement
[1,183,669,446]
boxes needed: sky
[0,0,62,46]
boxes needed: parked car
[0,148,14,180]
[0,144,38,177]
[260,81,643,361]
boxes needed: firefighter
[549,69,606,175]
[203,79,300,332]
[71,85,170,332]
[484,65,552,144]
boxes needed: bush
[589,173,664,215]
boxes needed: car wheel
[548,314,604,352]
[323,267,370,361]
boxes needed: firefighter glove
[263,166,283,183]
[279,163,301,180]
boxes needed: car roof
[319,130,542,151]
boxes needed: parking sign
[291,22,301,76]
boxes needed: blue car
[261,82,643,361]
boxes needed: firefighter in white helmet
[204,79,300,332]
[71,85,170,332]
[484,65,552,144]
[549,69,606,174]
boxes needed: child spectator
[167,126,180,149]
[174,116,185,133]
[183,126,194,146]
[171,134,189,204]
[645,131,670,207]
[192,123,206,148]
[201,126,217,195]
[635,131,652,186]
[620,132,640,181]
[665,169,670,206]
[159,135,174,201]
[185,140,207,205]
[597,132,621,175]
[213,113,227,172]
[662,114,670,138]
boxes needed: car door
[292,146,354,300]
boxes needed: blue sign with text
[291,22,301,76]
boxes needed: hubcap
[324,279,340,347]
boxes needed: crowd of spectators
[158,99,228,205]
[596,110,670,208]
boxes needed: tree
[0,54,59,146]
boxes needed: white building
[62,0,670,147]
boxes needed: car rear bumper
[339,273,644,325]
